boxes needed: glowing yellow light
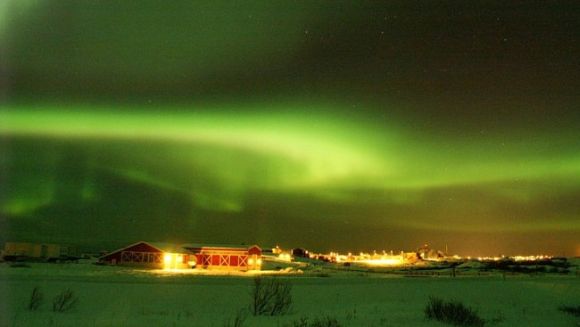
[278,253,292,262]
[248,258,254,265]
[256,258,262,265]
[360,258,403,266]
[164,253,172,263]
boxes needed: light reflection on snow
[138,268,302,277]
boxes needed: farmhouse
[99,241,262,271]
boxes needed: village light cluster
[471,255,553,262]
[317,250,418,266]
[307,245,556,267]
[360,257,404,266]
[1,241,562,273]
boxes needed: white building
[3,242,77,260]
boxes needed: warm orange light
[360,258,403,266]
[278,253,292,262]
[163,253,179,269]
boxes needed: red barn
[183,244,262,271]
[98,241,189,269]
[99,241,262,271]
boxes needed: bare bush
[28,286,43,311]
[223,308,247,327]
[52,289,78,312]
[559,305,580,317]
[424,296,485,327]
[287,316,341,327]
[250,277,292,316]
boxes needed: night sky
[1,1,579,256]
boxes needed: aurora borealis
[1,1,579,256]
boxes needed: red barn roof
[182,243,261,253]
[99,241,183,260]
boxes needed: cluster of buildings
[1,241,264,271]
[1,242,79,262]
[311,250,418,266]
[309,244,449,266]
[463,255,553,262]
[0,241,450,270]
[3,241,556,271]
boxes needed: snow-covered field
[1,261,578,327]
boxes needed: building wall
[248,246,261,256]
[99,242,189,269]
[101,242,163,267]
[3,242,63,258]
[4,243,34,256]
[193,247,262,270]
[196,253,249,270]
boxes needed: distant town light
[278,253,292,262]
[360,258,403,266]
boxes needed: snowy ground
[0,261,578,327]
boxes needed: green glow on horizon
[395,215,580,233]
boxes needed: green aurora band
[1,1,579,256]
[2,104,579,190]
[2,103,579,247]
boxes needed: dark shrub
[559,305,580,317]
[223,308,247,327]
[28,286,43,311]
[424,297,485,326]
[52,289,78,312]
[288,316,341,327]
[250,277,292,316]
